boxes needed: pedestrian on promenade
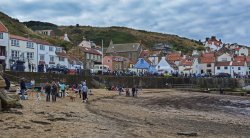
[45,82,51,102]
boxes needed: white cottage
[217,53,232,62]
[231,61,247,77]
[0,21,8,67]
[7,35,37,72]
[156,57,174,73]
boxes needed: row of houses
[102,36,250,77]
[0,22,86,72]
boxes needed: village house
[231,61,247,77]
[34,39,59,71]
[246,56,250,75]
[204,36,223,51]
[78,47,102,69]
[234,46,248,56]
[7,35,38,72]
[133,58,150,74]
[105,40,143,62]
[156,57,174,74]
[103,56,130,71]
[166,52,182,66]
[0,21,8,68]
[215,61,231,75]
[217,53,232,62]
[55,47,69,67]
[35,30,56,37]
[199,53,216,75]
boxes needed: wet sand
[0,89,250,138]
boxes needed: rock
[23,126,31,129]
[177,132,198,136]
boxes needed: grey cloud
[0,0,249,45]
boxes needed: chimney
[211,36,216,40]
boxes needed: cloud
[0,0,250,45]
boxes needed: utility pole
[102,39,104,75]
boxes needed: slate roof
[79,47,101,55]
[106,43,141,53]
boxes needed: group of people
[109,85,139,97]
[71,81,89,102]
[44,81,66,102]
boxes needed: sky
[0,0,250,45]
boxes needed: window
[40,54,45,61]
[11,39,19,46]
[221,58,227,61]
[238,67,241,70]
[217,67,220,70]
[56,47,62,52]
[27,52,34,59]
[50,56,54,62]
[26,42,34,48]
[49,46,54,51]
[207,64,211,67]
[85,53,88,59]
[224,66,228,70]
[0,33,3,39]
[40,45,45,50]
[107,60,110,63]
[11,50,19,57]
[59,57,64,61]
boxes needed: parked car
[215,73,231,78]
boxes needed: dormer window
[0,33,3,39]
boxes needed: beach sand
[1,89,250,138]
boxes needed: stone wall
[2,71,247,89]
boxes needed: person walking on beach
[45,82,51,102]
[132,86,136,97]
[20,78,26,100]
[81,82,88,103]
[59,82,66,98]
[135,86,139,97]
[51,81,57,102]
[78,83,82,98]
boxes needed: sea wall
[2,71,247,89]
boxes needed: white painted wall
[217,53,232,62]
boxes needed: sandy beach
[1,89,250,138]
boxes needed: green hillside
[60,26,204,53]
[0,12,73,50]
[1,11,204,53]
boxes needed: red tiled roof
[166,53,181,61]
[79,47,101,55]
[202,52,215,58]
[232,61,245,66]
[215,61,231,66]
[200,57,215,63]
[234,56,245,62]
[234,47,241,51]
[0,22,8,32]
[246,56,250,63]
[179,59,192,66]
[10,34,30,41]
